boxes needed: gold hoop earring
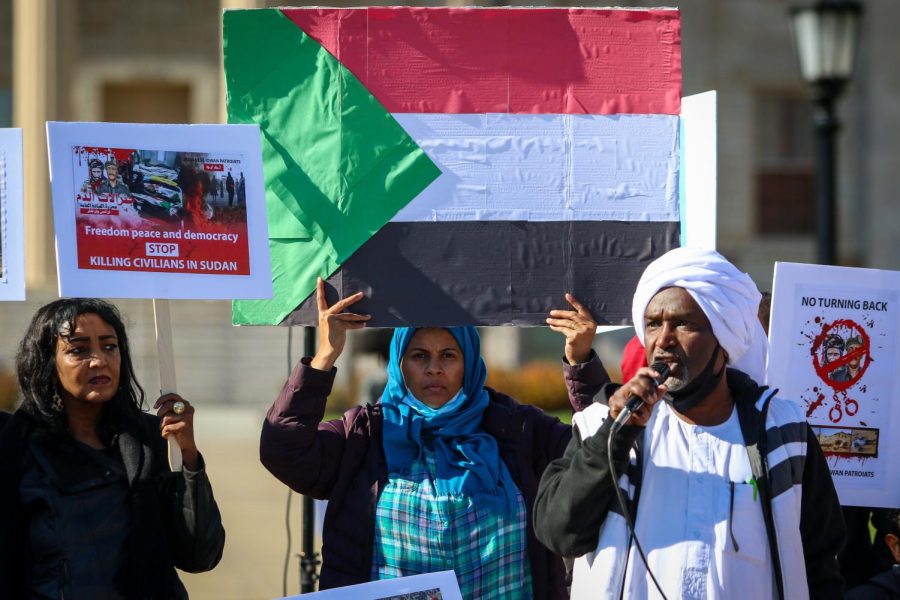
[51,390,64,412]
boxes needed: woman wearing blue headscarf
[261,280,606,598]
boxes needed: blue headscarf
[381,326,518,515]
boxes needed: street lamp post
[299,325,320,593]
[789,0,863,266]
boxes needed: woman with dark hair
[0,298,225,598]
[260,280,605,598]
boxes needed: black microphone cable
[606,361,670,600]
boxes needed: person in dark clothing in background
[237,172,246,206]
[847,509,900,599]
[226,171,235,207]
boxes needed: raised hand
[546,293,598,365]
[310,277,371,371]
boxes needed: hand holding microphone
[610,362,670,433]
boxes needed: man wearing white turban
[630,246,770,384]
[535,247,845,600]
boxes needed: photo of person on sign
[830,335,864,383]
[815,321,871,389]
[79,158,106,197]
[822,334,846,381]
[97,159,130,196]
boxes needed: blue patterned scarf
[380,326,518,515]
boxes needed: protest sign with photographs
[48,122,271,299]
[767,262,900,507]
[279,571,462,600]
[0,128,25,300]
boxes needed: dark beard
[665,345,724,413]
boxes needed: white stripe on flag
[392,113,680,223]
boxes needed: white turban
[631,247,769,383]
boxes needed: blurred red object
[621,334,647,383]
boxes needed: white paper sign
[593,90,718,337]
[280,571,463,600]
[767,262,900,508]
[47,122,271,300]
[0,128,25,301]
[681,90,717,251]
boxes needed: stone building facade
[1,0,898,402]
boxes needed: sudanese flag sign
[224,7,683,326]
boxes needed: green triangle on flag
[223,8,441,325]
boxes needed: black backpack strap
[736,390,785,600]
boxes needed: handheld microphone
[610,361,670,433]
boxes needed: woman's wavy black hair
[15,298,145,432]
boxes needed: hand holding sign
[310,278,371,372]
[155,392,199,471]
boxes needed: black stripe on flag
[282,220,680,327]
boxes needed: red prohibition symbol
[811,319,872,392]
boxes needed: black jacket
[0,409,225,598]
[846,565,900,600]
[534,369,846,599]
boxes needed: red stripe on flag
[281,7,681,115]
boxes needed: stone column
[13,0,58,290]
